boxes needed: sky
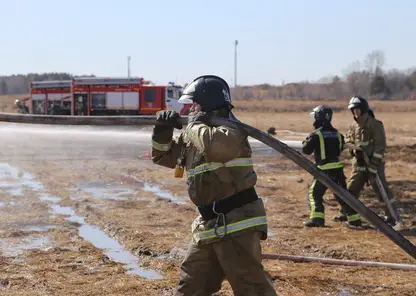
[0,0,415,86]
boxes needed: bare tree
[342,60,361,78]
[364,50,385,76]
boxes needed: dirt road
[0,122,415,296]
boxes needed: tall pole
[127,56,131,78]
[234,40,238,87]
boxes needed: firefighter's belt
[197,187,258,221]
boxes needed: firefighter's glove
[156,110,183,130]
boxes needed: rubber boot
[304,218,325,227]
[332,215,347,222]
[344,220,362,228]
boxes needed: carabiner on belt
[212,201,227,238]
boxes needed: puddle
[78,223,163,279]
[71,180,151,201]
[143,183,187,204]
[337,290,355,296]
[0,162,164,280]
[0,201,16,207]
[0,235,52,257]
[39,195,61,203]
[21,225,55,232]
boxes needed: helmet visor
[178,95,193,104]
[178,80,197,104]
[309,111,316,121]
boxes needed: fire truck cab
[71,77,190,116]
[29,80,72,115]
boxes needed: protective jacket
[302,125,344,170]
[346,113,386,173]
[151,114,268,245]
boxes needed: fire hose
[0,112,415,260]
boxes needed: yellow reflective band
[337,132,342,151]
[152,140,172,151]
[193,216,267,241]
[318,162,343,170]
[373,152,383,159]
[310,212,325,219]
[308,179,319,219]
[187,158,253,178]
[368,167,377,173]
[317,130,326,160]
[347,214,361,222]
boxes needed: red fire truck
[28,77,191,116]
[29,80,72,115]
[71,77,191,116]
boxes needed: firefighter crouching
[151,75,277,296]
[342,96,398,225]
[302,105,362,227]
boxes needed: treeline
[2,50,416,100]
[231,50,416,100]
[0,73,94,95]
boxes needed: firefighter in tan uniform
[151,75,277,296]
[341,96,398,225]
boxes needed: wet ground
[0,122,415,295]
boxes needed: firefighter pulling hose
[0,104,415,260]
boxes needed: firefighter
[151,75,276,296]
[341,96,398,224]
[302,105,362,227]
[14,99,29,114]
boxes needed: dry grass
[232,99,416,146]
[0,96,415,295]
[233,99,416,113]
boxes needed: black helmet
[178,75,233,112]
[348,96,369,114]
[309,105,333,126]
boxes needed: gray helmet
[348,96,369,114]
[178,75,233,112]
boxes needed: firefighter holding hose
[302,105,362,227]
[340,96,399,225]
[151,75,276,296]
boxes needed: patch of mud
[0,163,163,280]
[46,198,164,279]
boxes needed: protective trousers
[308,168,360,222]
[175,231,277,296]
[347,162,398,220]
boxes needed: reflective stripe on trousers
[308,179,324,219]
[192,216,267,243]
[187,158,253,178]
[152,140,172,151]
[318,162,343,170]
[347,213,361,222]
